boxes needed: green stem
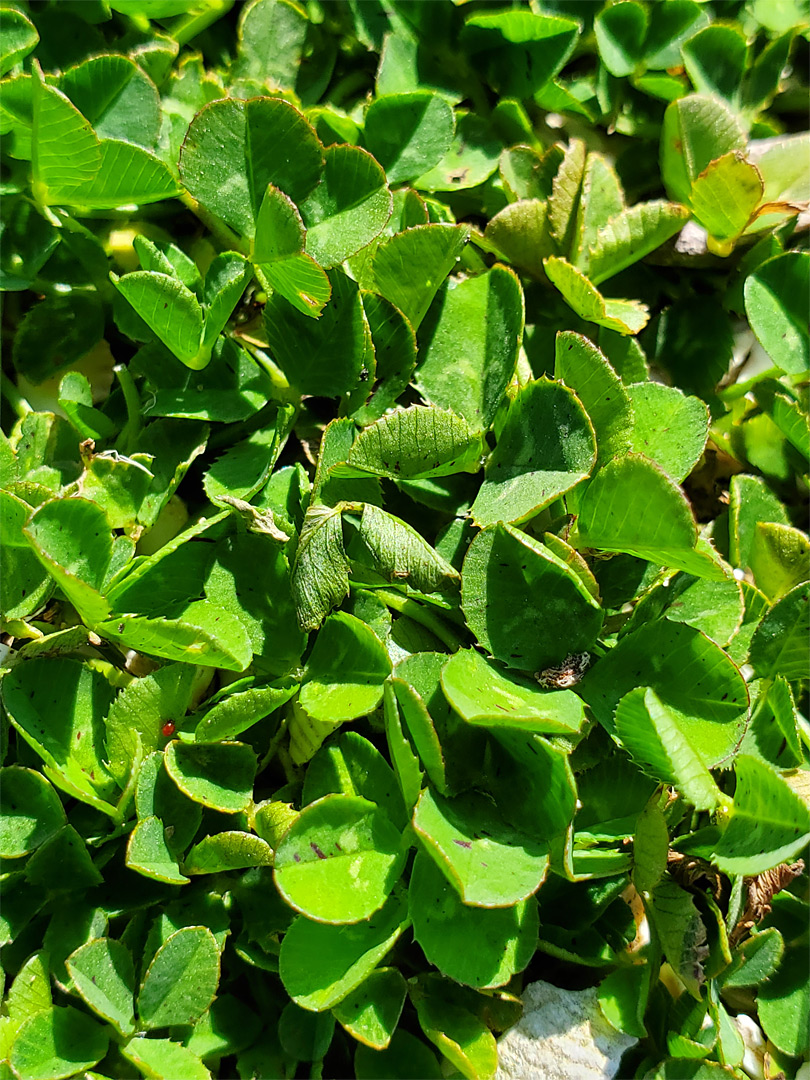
[355,585,465,651]
[257,716,288,775]
[179,191,248,255]
[169,0,234,46]
[1,371,32,419]
[114,364,142,455]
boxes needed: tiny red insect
[161,721,176,737]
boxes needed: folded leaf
[713,755,810,875]
[544,257,649,335]
[614,687,724,811]
[586,200,689,285]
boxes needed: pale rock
[496,980,637,1080]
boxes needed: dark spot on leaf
[453,839,472,849]
[311,842,327,859]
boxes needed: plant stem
[355,585,465,651]
[1,371,32,419]
[114,364,142,455]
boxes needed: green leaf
[744,252,810,375]
[195,680,298,742]
[408,849,538,989]
[741,676,803,770]
[718,927,783,989]
[471,378,595,525]
[126,816,189,885]
[66,938,136,1037]
[579,621,749,767]
[69,138,180,209]
[353,292,418,424]
[594,0,648,77]
[355,1029,441,1079]
[105,660,194,790]
[23,496,112,625]
[357,503,459,592]
[554,331,632,467]
[414,111,502,193]
[650,879,709,998]
[544,257,649,335]
[586,201,689,286]
[299,611,391,722]
[383,682,424,814]
[598,963,652,1039]
[273,794,407,923]
[183,831,273,874]
[121,1037,211,1080]
[391,674,448,796]
[2,658,117,809]
[253,183,331,317]
[337,404,483,481]
[279,1002,335,1061]
[644,1,709,68]
[413,982,498,1080]
[626,382,709,483]
[59,53,160,148]
[416,265,524,431]
[9,1006,109,1080]
[484,199,555,279]
[279,892,409,1011]
[112,271,205,368]
[58,372,117,441]
[291,503,352,631]
[462,10,580,98]
[749,522,810,601]
[179,96,324,240]
[413,787,548,907]
[371,224,469,330]
[548,138,586,256]
[626,569,744,650]
[206,533,304,677]
[614,687,724,810]
[364,91,454,184]
[26,823,103,891]
[0,8,38,77]
[661,94,746,205]
[462,523,604,674]
[0,767,66,858]
[12,291,105,384]
[303,731,407,832]
[758,946,809,1058]
[569,153,625,271]
[632,793,669,895]
[682,24,748,105]
[441,649,586,735]
[571,455,725,579]
[689,152,763,246]
[138,926,220,1029]
[749,581,810,680]
[713,755,810,875]
[201,251,252,347]
[333,967,407,1049]
[203,419,287,504]
[729,473,790,570]
[164,739,256,814]
[97,600,253,672]
[5,951,52,1026]
[31,67,101,206]
[485,730,577,843]
[300,144,392,269]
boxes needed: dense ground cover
[1,1,809,1078]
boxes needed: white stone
[496,981,638,1080]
